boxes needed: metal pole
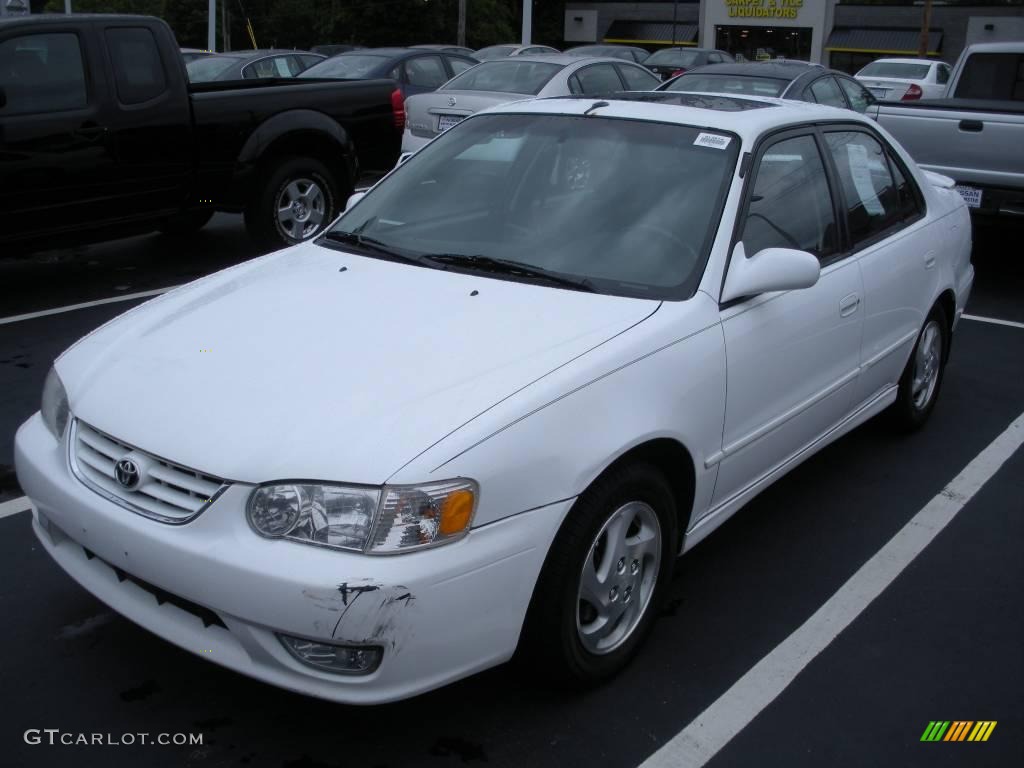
[65,0,72,13]
[222,0,230,51]
[458,0,466,48]
[521,0,532,46]
[208,0,217,53]
[918,0,933,57]
[671,1,678,46]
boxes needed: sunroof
[612,92,776,111]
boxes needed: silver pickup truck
[868,41,1024,217]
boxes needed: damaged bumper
[15,414,571,704]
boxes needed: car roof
[474,53,619,67]
[648,47,722,54]
[478,92,865,145]
[868,58,937,65]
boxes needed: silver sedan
[402,55,660,152]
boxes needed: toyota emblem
[114,458,141,490]
[448,96,457,107]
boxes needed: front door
[713,131,865,506]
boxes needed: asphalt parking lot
[1,214,1021,768]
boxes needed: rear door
[97,22,192,221]
[0,22,118,244]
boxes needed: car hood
[58,243,658,485]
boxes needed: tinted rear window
[953,53,1024,100]
[645,49,700,68]
[186,55,241,82]
[298,54,388,79]
[474,46,517,60]
[441,60,561,95]
[666,73,787,97]
[858,62,931,80]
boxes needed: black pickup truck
[0,14,403,253]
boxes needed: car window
[741,135,837,260]
[837,76,874,113]
[953,53,1024,100]
[297,54,323,70]
[618,63,659,90]
[105,27,168,104]
[298,54,389,79]
[0,32,87,115]
[574,64,624,95]
[936,64,950,85]
[523,47,551,55]
[645,49,701,68]
[474,45,516,60]
[824,131,904,247]
[666,74,788,97]
[186,55,241,82]
[441,60,561,95]
[243,57,284,79]
[405,55,449,88]
[807,77,846,108]
[888,153,922,220]
[858,61,931,79]
[448,56,475,75]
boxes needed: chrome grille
[70,420,228,524]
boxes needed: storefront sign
[725,0,803,20]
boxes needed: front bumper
[15,413,570,704]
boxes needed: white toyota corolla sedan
[16,93,973,704]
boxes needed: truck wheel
[519,463,677,685]
[245,156,340,248]
[158,209,214,237]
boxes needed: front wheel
[245,156,341,248]
[890,305,948,430]
[520,463,678,685]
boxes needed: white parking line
[0,286,178,326]
[0,496,32,519]
[962,313,1024,330]
[640,410,1024,768]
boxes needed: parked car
[180,47,214,64]
[412,44,477,57]
[474,43,559,60]
[868,42,1024,217]
[16,90,972,704]
[854,57,951,101]
[402,55,660,151]
[660,62,877,114]
[185,49,325,82]
[0,14,403,253]
[298,47,478,97]
[565,44,649,63]
[644,47,733,80]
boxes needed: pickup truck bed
[0,14,402,254]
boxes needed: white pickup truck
[868,41,1024,217]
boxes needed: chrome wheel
[576,501,662,655]
[911,320,942,410]
[276,177,326,241]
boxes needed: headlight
[41,367,70,440]
[247,478,477,554]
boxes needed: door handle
[839,294,860,317]
[74,123,107,141]
[923,252,937,270]
[958,119,983,132]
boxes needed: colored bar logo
[921,721,997,742]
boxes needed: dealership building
[563,0,1024,72]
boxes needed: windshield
[186,55,242,82]
[475,45,517,60]
[327,114,738,299]
[646,49,701,68]
[857,62,931,80]
[666,73,788,97]
[298,54,388,79]
[441,60,562,94]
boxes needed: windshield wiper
[320,230,428,266]
[423,254,597,293]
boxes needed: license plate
[954,185,982,209]
[437,114,463,132]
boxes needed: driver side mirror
[721,242,820,303]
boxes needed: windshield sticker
[847,143,885,216]
[694,133,732,150]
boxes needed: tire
[244,156,341,249]
[158,209,214,237]
[520,463,678,685]
[890,305,949,431]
